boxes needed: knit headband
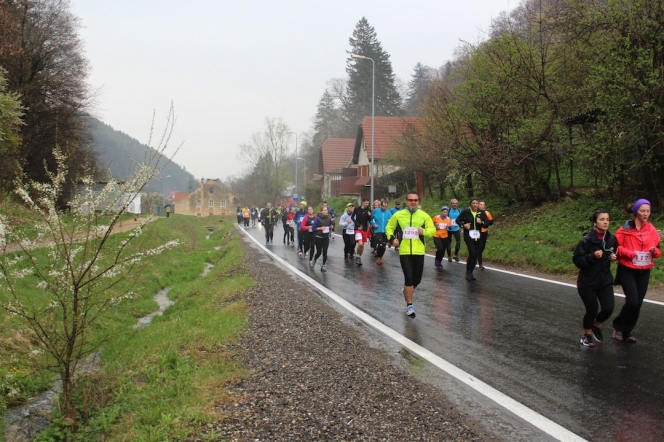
[633,198,651,215]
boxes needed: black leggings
[399,254,425,287]
[477,231,488,264]
[343,232,356,257]
[283,224,294,243]
[464,236,480,272]
[433,237,449,262]
[449,230,461,256]
[613,266,651,333]
[578,285,614,330]
[372,233,387,258]
[314,236,330,264]
[304,232,315,260]
[264,224,274,241]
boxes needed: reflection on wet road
[241,225,664,442]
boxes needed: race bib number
[469,229,480,239]
[437,223,446,230]
[323,227,329,233]
[633,251,652,267]
[355,232,363,241]
[403,227,419,239]
[451,219,457,226]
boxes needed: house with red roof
[320,138,356,200]
[319,117,422,200]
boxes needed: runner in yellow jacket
[386,192,436,317]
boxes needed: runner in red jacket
[613,198,662,343]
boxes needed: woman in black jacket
[572,209,618,348]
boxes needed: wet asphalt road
[242,224,664,442]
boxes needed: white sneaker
[406,305,415,316]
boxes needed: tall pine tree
[404,62,435,116]
[343,17,402,135]
[312,89,344,149]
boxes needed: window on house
[221,200,227,208]
[209,199,214,208]
[209,187,213,194]
[196,200,201,208]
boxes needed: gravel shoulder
[211,237,495,441]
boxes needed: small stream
[3,257,216,441]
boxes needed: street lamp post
[296,157,305,201]
[288,131,298,201]
[351,53,375,203]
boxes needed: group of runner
[246,194,493,317]
[240,195,662,344]
[573,198,661,347]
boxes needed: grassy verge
[1,215,252,441]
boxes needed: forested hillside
[87,116,197,194]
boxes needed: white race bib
[469,229,480,239]
[451,219,457,226]
[403,227,419,239]
[323,227,330,233]
[633,251,652,267]
[355,232,363,241]
[437,223,446,230]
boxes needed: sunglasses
[407,198,419,202]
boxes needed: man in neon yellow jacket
[386,192,436,317]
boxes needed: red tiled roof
[321,138,355,173]
[171,191,189,202]
[358,116,423,161]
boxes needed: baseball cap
[300,200,307,206]
[346,202,354,207]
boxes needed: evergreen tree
[404,62,434,116]
[343,17,402,135]
[312,89,343,149]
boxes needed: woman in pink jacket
[613,198,662,343]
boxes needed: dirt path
[2,217,155,254]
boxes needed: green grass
[1,215,252,441]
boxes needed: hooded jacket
[615,220,662,270]
[573,230,618,289]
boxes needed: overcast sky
[70,0,513,181]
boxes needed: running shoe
[478,264,485,270]
[448,257,453,262]
[376,257,383,265]
[320,264,327,272]
[580,334,595,348]
[434,260,442,268]
[309,260,315,268]
[454,255,460,262]
[356,256,362,266]
[465,272,476,281]
[623,331,637,343]
[406,305,415,316]
[591,326,603,342]
[612,330,623,341]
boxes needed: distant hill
[85,116,198,194]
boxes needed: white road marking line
[241,228,587,442]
